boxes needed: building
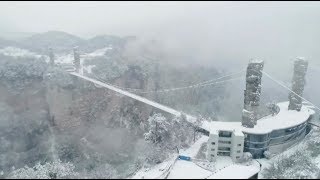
[207,129,244,162]
[205,101,315,160]
[206,58,314,162]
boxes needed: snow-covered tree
[144,113,194,150]
[262,151,320,179]
[144,113,171,145]
[266,102,278,116]
[82,163,118,179]
[263,150,273,159]
[239,152,253,165]
[8,159,78,179]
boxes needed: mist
[1,2,320,71]
[1,1,320,179]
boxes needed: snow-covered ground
[131,135,260,179]
[0,46,113,75]
[0,46,44,59]
[131,155,178,179]
[179,136,208,157]
[82,46,113,57]
[207,160,260,179]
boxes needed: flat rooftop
[202,101,315,135]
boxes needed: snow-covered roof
[202,101,315,135]
[296,57,306,61]
[207,161,260,179]
[249,59,264,64]
[167,160,212,179]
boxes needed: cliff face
[0,64,158,175]
[45,66,156,134]
[0,79,52,173]
[0,80,47,115]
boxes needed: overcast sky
[1,1,320,108]
[1,1,320,71]
[0,1,319,37]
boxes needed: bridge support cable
[90,70,245,94]
[262,71,320,111]
[69,71,244,134]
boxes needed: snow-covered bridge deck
[69,72,200,126]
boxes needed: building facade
[243,114,313,158]
[204,101,315,162]
[207,130,244,162]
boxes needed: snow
[214,156,233,169]
[179,136,208,157]
[55,46,112,75]
[83,65,96,74]
[167,160,212,179]
[0,46,43,59]
[249,59,263,63]
[296,57,306,61]
[166,156,259,179]
[131,136,259,179]
[207,160,260,179]
[131,136,207,179]
[55,53,74,64]
[82,46,113,57]
[202,101,315,135]
[131,156,177,179]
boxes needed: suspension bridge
[65,62,320,133]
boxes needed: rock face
[288,58,308,111]
[242,60,264,128]
[45,67,155,133]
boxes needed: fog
[1,2,320,178]
[1,1,320,116]
[1,2,320,69]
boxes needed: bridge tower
[49,47,55,66]
[242,60,264,128]
[73,47,80,73]
[288,57,308,111]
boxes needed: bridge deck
[69,72,198,125]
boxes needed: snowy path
[131,155,178,179]
[179,136,208,157]
[69,72,198,124]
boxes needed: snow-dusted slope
[82,46,113,58]
[0,46,113,75]
[0,46,43,58]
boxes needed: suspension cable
[91,70,245,94]
[262,70,320,111]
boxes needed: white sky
[0,1,319,38]
[1,1,320,71]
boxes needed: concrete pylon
[49,47,55,66]
[242,60,264,128]
[288,57,308,111]
[73,47,80,73]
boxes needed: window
[218,152,230,156]
[237,150,241,153]
[218,147,231,151]
[238,144,242,146]
[218,140,231,144]
[211,142,215,145]
[211,148,215,151]
[236,156,240,159]
[219,131,232,138]
[211,154,215,157]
